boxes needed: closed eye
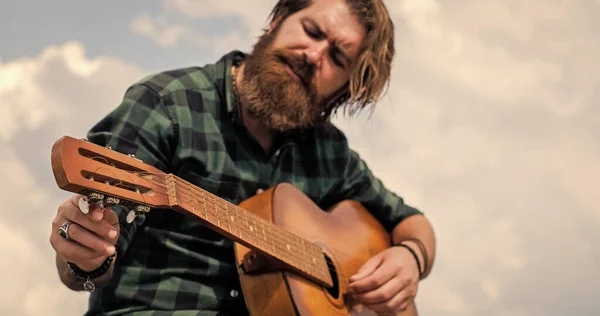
[304,25,320,39]
[330,51,344,68]
[303,24,346,69]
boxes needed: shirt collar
[220,50,246,125]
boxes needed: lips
[278,56,309,89]
[285,64,302,83]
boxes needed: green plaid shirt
[84,50,422,316]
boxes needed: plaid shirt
[84,50,422,315]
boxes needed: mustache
[274,51,315,89]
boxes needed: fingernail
[106,245,115,255]
[108,230,117,239]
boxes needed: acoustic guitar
[50,135,418,316]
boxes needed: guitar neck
[164,175,332,287]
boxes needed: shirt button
[230,289,239,297]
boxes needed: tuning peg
[87,192,104,204]
[103,196,120,208]
[126,205,151,223]
[78,192,104,214]
[78,197,90,214]
[128,154,143,163]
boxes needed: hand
[50,194,120,271]
[348,246,421,314]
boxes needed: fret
[202,194,207,220]
[171,176,331,287]
[301,238,308,272]
[192,189,198,216]
[225,204,231,234]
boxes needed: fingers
[351,268,418,314]
[363,288,412,314]
[50,229,106,261]
[353,274,404,305]
[349,259,396,294]
[66,222,116,256]
[71,194,103,223]
[350,253,383,283]
[61,195,119,241]
[50,194,120,270]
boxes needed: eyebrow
[305,18,351,65]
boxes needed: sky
[1,0,599,315]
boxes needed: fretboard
[164,175,333,287]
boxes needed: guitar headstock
[51,136,173,219]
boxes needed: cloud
[163,0,274,34]
[129,12,187,47]
[129,9,254,56]
[127,0,281,55]
[0,41,144,315]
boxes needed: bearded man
[49,0,437,315]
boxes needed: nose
[305,41,328,68]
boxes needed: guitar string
[83,158,360,279]
[87,155,373,270]
[87,169,379,279]
[144,173,375,272]
[83,163,392,280]
[95,171,381,281]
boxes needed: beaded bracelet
[67,253,116,292]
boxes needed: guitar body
[234,183,418,316]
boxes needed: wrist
[393,243,423,279]
[67,253,116,292]
[393,238,429,280]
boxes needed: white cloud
[129,10,255,55]
[0,41,144,315]
[0,41,143,142]
[0,149,89,316]
[164,0,275,33]
[130,12,187,47]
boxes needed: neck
[234,63,277,154]
[165,174,333,287]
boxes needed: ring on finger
[58,221,73,240]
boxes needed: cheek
[273,23,305,48]
[316,67,349,98]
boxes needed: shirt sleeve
[85,83,178,257]
[335,148,423,233]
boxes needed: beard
[237,28,329,132]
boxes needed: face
[239,0,366,132]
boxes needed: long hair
[267,0,395,117]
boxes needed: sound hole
[323,254,340,299]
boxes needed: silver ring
[58,221,73,240]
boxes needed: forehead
[299,0,366,57]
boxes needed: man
[49,0,437,315]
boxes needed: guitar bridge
[240,250,286,274]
